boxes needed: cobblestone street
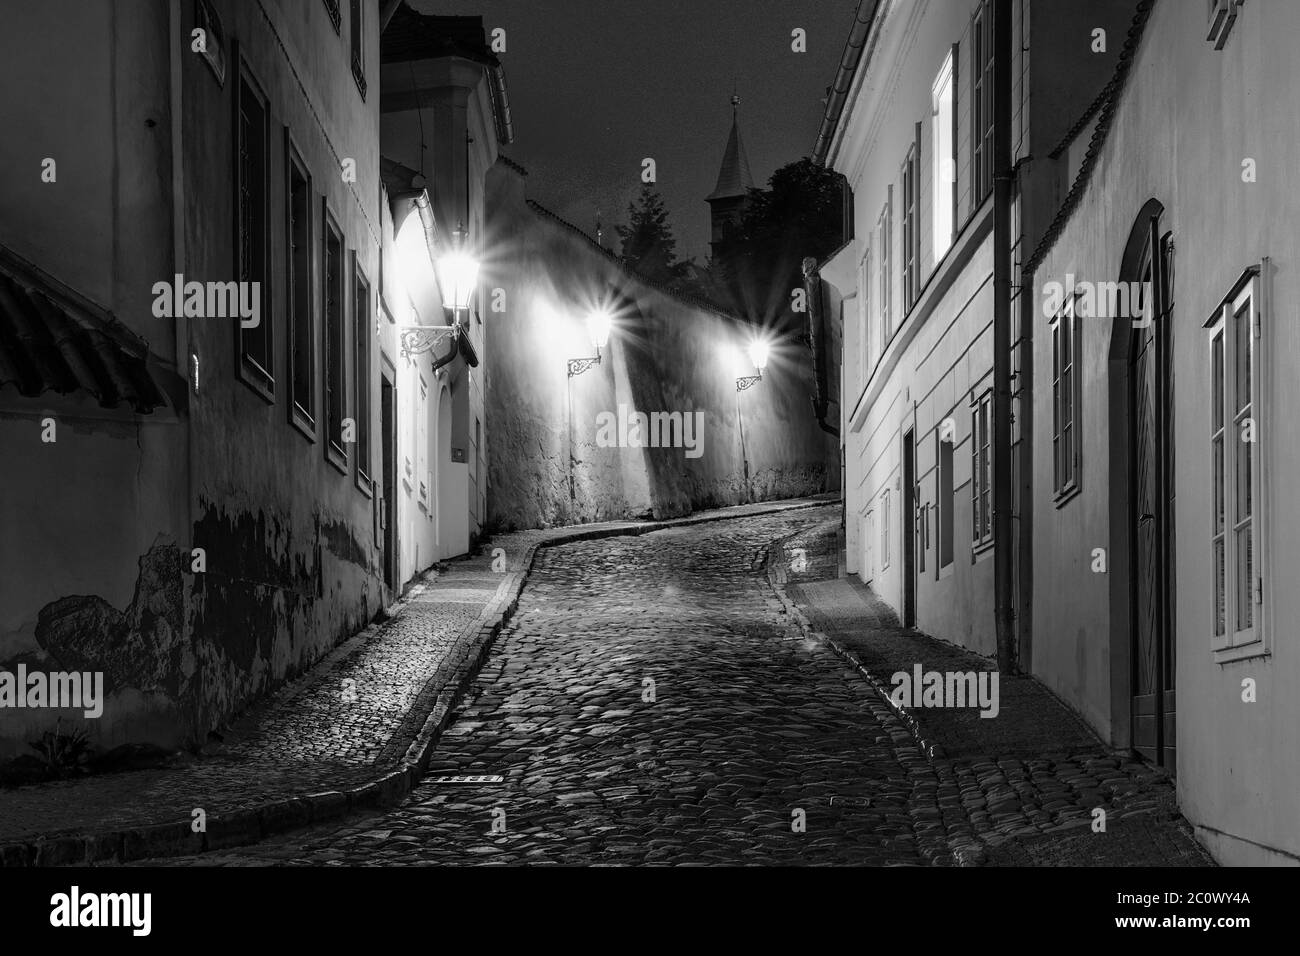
[137,506,1209,867]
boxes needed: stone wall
[482,161,836,532]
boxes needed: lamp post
[399,222,480,358]
[732,338,770,504]
[568,308,612,377]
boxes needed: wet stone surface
[144,506,931,866]
[136,504,1209,867]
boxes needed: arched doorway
[1108,200,1176,772]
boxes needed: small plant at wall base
[28,718,93,779]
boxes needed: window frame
[937,423,955,572]
[880,487,891,571]
[322,202,348,474]
[1051,290,1083,503]
[971,0,995,207]
[901,134,920,313]
[234,57,274,402]
[322,0,341,33]
[1207,271,1263,656]
[877,189,892,348]
[971,388,994,550]
[353,256,373,495]
[858,247,872,389]
[286,131,316,440]
[932,45,957,262]
[349,0,367,99]
[417,376,430,509]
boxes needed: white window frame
[858,248,872,390]
[1208,272,1263,655]
[937,424,955,572]
[878,189,892,347]
[880,488,891,571]
[932,47,956,262]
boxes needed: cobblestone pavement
[141,505,940,866]
[0,496,829,853]
[132,505,1212,867]
[774,518,1214,867]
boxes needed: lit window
[932,48,956,260]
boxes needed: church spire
[706,94,755,204]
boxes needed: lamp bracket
[400,322,460,358]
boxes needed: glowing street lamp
[400,222,479,357]
[568,307,612,377]
[736,337,769,391]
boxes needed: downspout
[992,0,1017,673]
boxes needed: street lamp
[568,307,612,377]
[400,222,479,358]
[735,338,769,391]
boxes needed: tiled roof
[0,251,168,413]
[1026,0,1156,276]
[381,4,497,66]
[707,115,755,203]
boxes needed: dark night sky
[411,0,856,265]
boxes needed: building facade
[1028,0,1298,865]
[0,0,502,757]
[815,0,1131,656]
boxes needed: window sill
[1213,641,1268,666]
[356,468,374,498]
[290,404,317,443]
[938,561,954,581]
[325,441,349,476]
[1053,482,1082,509]
[971,539,994,562]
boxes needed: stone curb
[760,529,971,865]
[0,497,836,867]
[762,530,949,759]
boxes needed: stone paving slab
[0,495,833,866]
[768,517,1215,867]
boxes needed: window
[1206,0,1242,49]
[932,47,956,261]
[195,0,227,86]
[1209,271,1262,652]
[877,190,892,346]
[971,0,995,206]
[322,0,341,33]
[354,259,372,488]
[901,127,921,312]
[863,510,874,580]
[349,0,367,99]
[937,426,954,569]
[236,67,272,396]
[1051,291,1082,498]
[972,389,993,547]
[323,207,347,468]
[880,488,891,570]
[287,139,314,433]
[858,249,871,386]
[417,378,430,506]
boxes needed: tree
[617,185,692,290]
[710,158,847,334]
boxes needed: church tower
[706,94,755,254]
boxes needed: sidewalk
[0,495,836,866]
[768,516,1215,867]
